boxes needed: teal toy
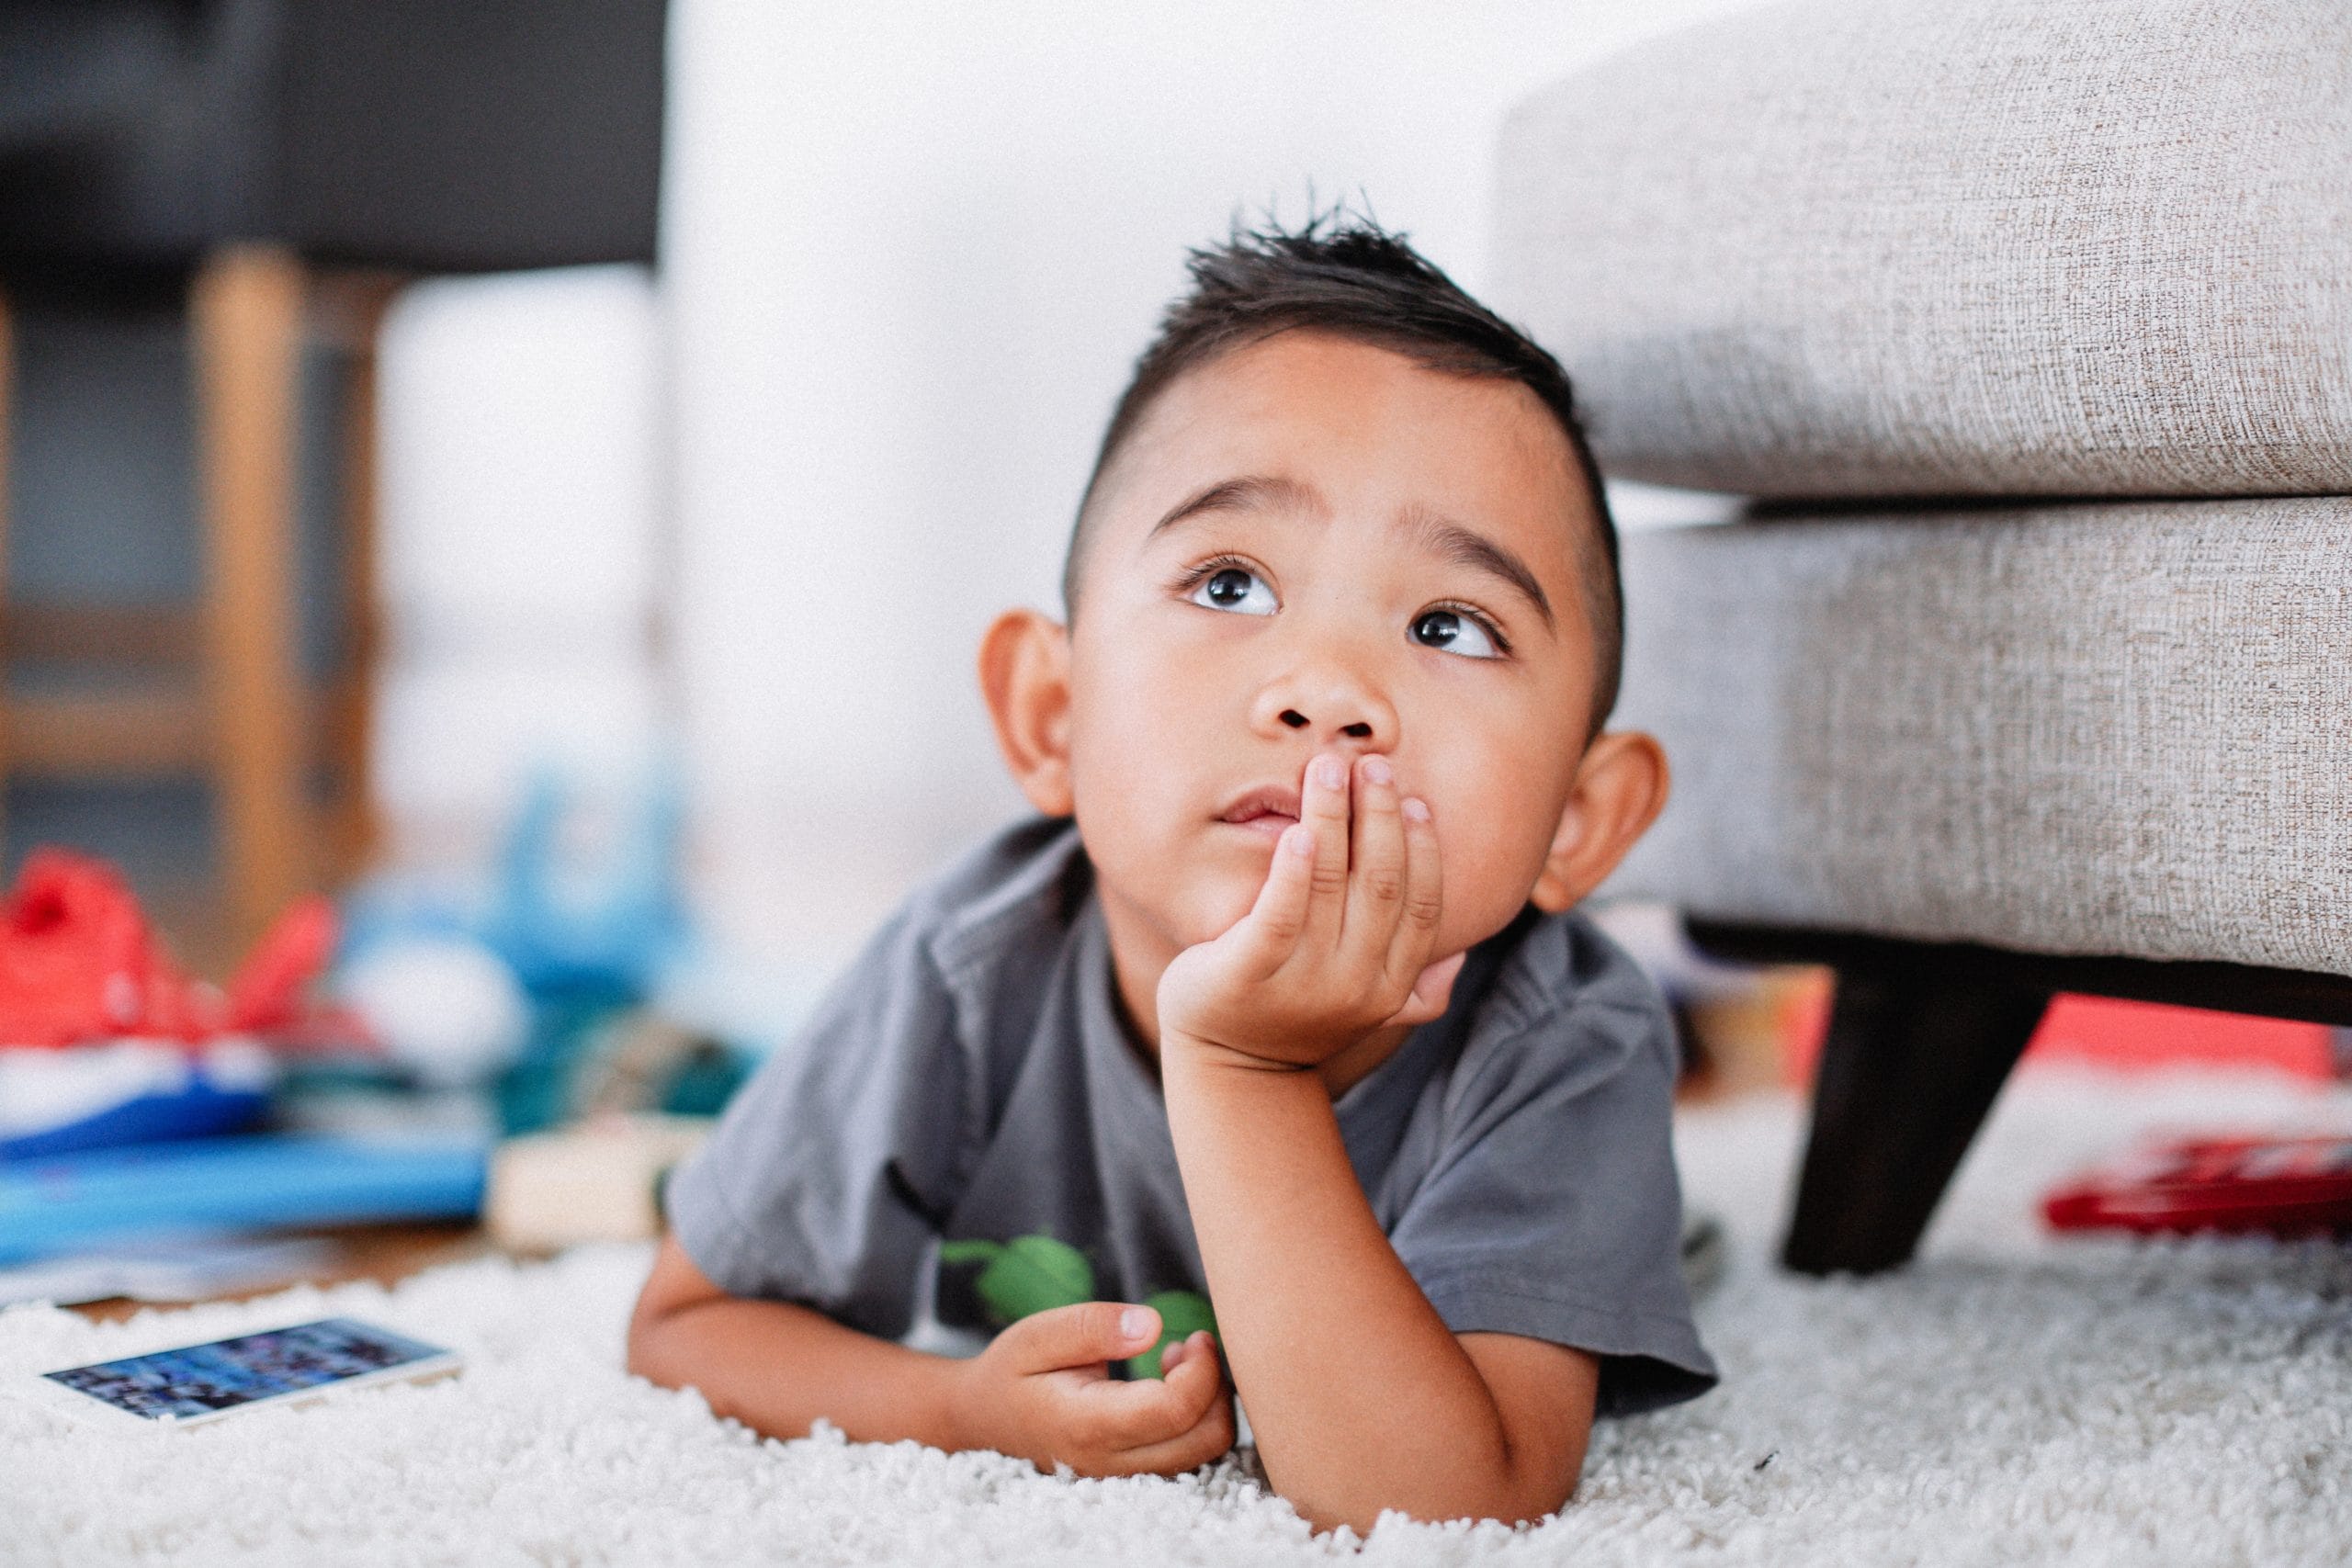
[938,1235,1218,1380]
[1124,1289,1218,1381]
[938,1235,1095,1324]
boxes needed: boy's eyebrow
[1400,506,1556,632]
[1148,474,1555,634]
[1148,473,1325,537]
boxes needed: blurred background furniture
[0,0,666,960]
[1494,0,2352,1272]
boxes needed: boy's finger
[1153,1331,1224,1421]
[1297,752,1353,953]
[1069,1341,1221,1449]
[998,1301,1159,1375]
[1065,1378,1187,1450]
[1381,794,1445,998]
[1236,820,1317,961]
[1340,753,1407,976]
[1383,950,1465,1028]
[1110,1385,1237,1475]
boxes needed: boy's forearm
[628,1292,967,1451]
[1160,1049,1548,1532]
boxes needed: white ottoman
[1492,0,2352,1270]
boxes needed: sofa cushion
[1604,498,2352,977]
[1493,0,2352,500]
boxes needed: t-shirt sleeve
[660,905,967,1341]
[1385,990,1718,1418]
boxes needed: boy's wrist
[1159,1033,1340,1123]
[1159,1029,1322,1080]
[933,1349,987,1454]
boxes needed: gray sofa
[1494,0,2352,1271]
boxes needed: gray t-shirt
[665,817,1717,1417]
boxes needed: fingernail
[1284,824,1316,856]
[1120,1306,1154,1342]
[1402,796,1431,821]
[1314,754,1346,790]
[1362,755,1392,786]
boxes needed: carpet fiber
[6,1066,2350,1565]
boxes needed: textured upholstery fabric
[1604,500,2352,977]
[1493,0,2352,500]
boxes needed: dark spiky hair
[1062,210,1623,738]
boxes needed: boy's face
[1064,331,1603,966]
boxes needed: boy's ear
[977,608,1076,818]
[1528,730,1670,914]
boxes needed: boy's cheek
[1182,859,1278,945]
[1091,827,1272,953]
[1073,787,1227,936]
[1438,830,1558,950]
[1135,844,1271,950]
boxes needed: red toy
[0,850,340,1049]
[2042,1134,2352,1237]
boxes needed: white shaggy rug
[6,1065,2350,1567]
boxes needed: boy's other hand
[1159,750,1464,1072]
[947,1301,1235,1478]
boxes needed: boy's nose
[1250,668,1397,750]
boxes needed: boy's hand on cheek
[946,1302,1235,1477]
[1159,750,1465,1073]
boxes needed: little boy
[628,215,1717,1532]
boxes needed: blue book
[0,1134,489,1265]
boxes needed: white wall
[374,265,667,871]
[375,0,1766,968]
[664,0,1764,967]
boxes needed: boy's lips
[1216,784,1302,839]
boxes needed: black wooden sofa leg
[1689,917,2352,1276]
[1781,964,2053,1275]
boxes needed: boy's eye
[1189,566,1276,616]
[1410,608,1502,660]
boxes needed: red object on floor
[223,895,340,1034]
[2042,1134,2352,1236]
[0,850,340,1049]
[2025,994,2335,1077]
[1781,985,2339,1085]
[0,851,203,1045]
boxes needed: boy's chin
[1155,870,1269,953]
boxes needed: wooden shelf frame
[0,251,401,946]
